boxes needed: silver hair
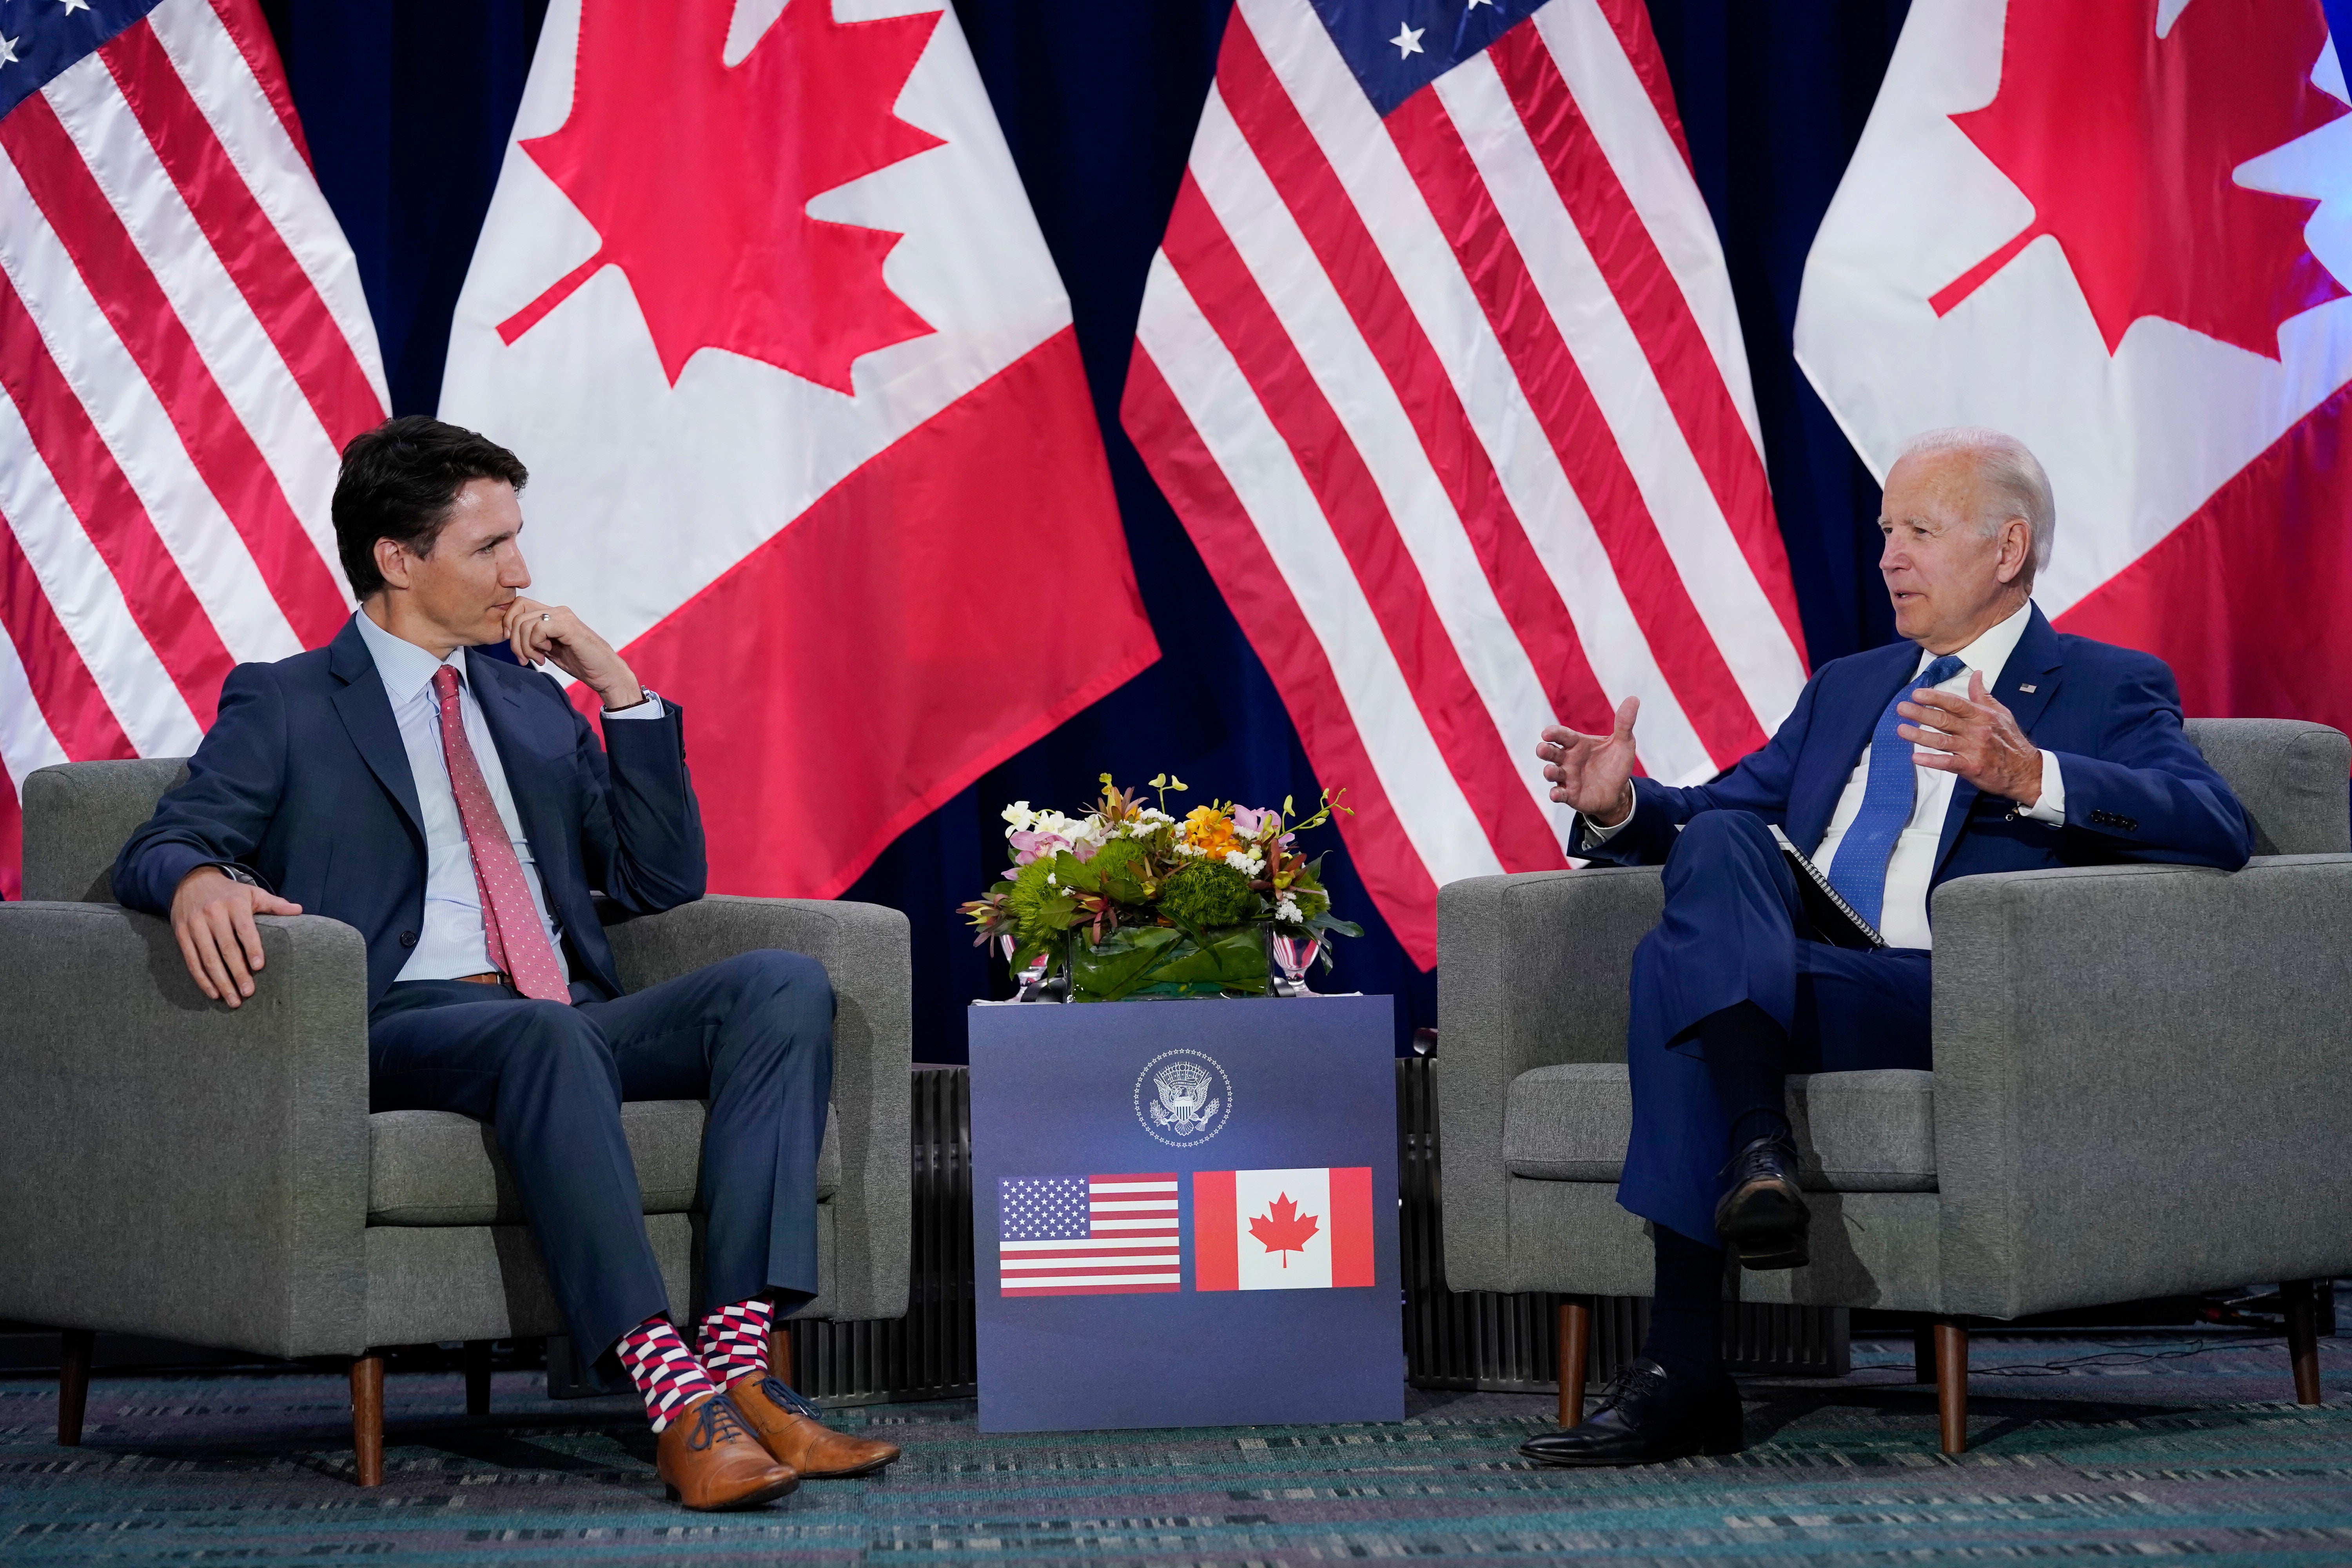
[1895,426,2056,579]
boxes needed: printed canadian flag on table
[439,0,1157,898]
[1796,0,2352,734]
[1192,1166,1375,1291]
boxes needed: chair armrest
[1930,855,2352,1319]
[1435,866,1664,1291]
[0,904,369,1357]
[601,895,911,1320]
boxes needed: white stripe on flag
[146,0,389,406]
[1002,1237,1172,1252]
[1136,253,1506,886]
[0,604,71,797]
[0,145,303,667]
[1002,1274,1183,1289]
[44,56,345,570]
[1230,0,1716,787]
[1086,1217,1181,1231]
[1191,84,1564,829]
[1431,53,1806,730]
[1533,0,1763,450]
[1090,1181,1177,1193]
[0,389,201,757]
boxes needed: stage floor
[4,1328,2347,1565]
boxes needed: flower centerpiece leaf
[960,775,1362,1002]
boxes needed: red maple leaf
[498,0,945,392]
[1931,0,2347,359]
[1247,1192,1321,1268]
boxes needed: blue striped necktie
[1825,653,1967,931]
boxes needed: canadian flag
[439,0,1157,898]
[1192,1166,1375,1291]
[1796,0,2352,731]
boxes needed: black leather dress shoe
[1519,1358,1743,1466]
[1713,1134,1810,1270]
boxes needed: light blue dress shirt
[350,610,661,983]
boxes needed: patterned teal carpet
[4,1332,2349,1564]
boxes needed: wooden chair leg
[2283,1279,2324,1406]
[1557,1296,1592,1430]
[768,1322,793,1387]
[1934,1321,1968,1455]
[1912,1324,1935,1383]
[57,1328,94,1446]
[350,1354,385,1487]
[463,1340,492,1418]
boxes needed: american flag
[0,0,384,895]
[997,1174,1181,1296]
[1122,0,1811,965]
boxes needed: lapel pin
[2018,683,2037,693]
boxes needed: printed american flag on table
[997,1174,1182,1296]
[1123,0,1810,965]
[0,0,384,895]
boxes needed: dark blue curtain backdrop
[259,0,1909,1062]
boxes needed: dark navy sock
[1639,1224,1726,1385]
[1699,1000,1791,1151]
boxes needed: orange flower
[1181,804,1241,860]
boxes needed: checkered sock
[696,1296,775,1388]
[615,1314,719,1432]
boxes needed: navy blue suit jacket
[114,616,707,1011]
[1579,608,2254,896]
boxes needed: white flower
[1002,800,1039,835]
[1069,813,1112,849]
[1171,841,1203,858]
[1275,894,1304,924]
[1045,873,1058,887]
[1135,807,1174,826]
[1223,849,1265,875]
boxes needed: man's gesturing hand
[171,866,303,1009]
[1537,696,1641,826]
[503,597,645,711]
[1897,668,2043,804]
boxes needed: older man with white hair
[1521,428,2256,1467]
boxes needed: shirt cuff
[2019,750,2065,825]
[601,689,664,720]
[1577,788,1636,850]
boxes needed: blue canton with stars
[1306,0,1555,118]
[1000,1176,1093,1242]
[0,0,166,122]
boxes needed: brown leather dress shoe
[655,1393,800,1510]
[728,1376,902,1478]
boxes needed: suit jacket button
[399,931,418,949]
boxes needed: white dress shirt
[351,611,662,983]
[1582,598,2065,951]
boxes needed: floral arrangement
[960,773,1361,1002]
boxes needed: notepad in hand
[1767,824,1887,950]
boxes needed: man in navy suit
[114,417,898,1508]
[1517,428,2253,1467]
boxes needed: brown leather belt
[454,972,509,986]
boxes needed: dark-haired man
[115,416,898,1509]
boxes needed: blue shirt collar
[350,608,468,708]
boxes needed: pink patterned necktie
[431,665,570,1002]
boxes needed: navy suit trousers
[368,950,834,1361]
[1617,810,1933,1245]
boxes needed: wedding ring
[539,612,550,623]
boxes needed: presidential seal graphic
[1134,1049,1232,1147]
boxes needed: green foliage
[1005,857,1076,947]
[1087,838,1152,902]
[1158,859,1256,929]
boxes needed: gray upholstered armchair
[1437,718,2352,1453]
[0,757,911,1484]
